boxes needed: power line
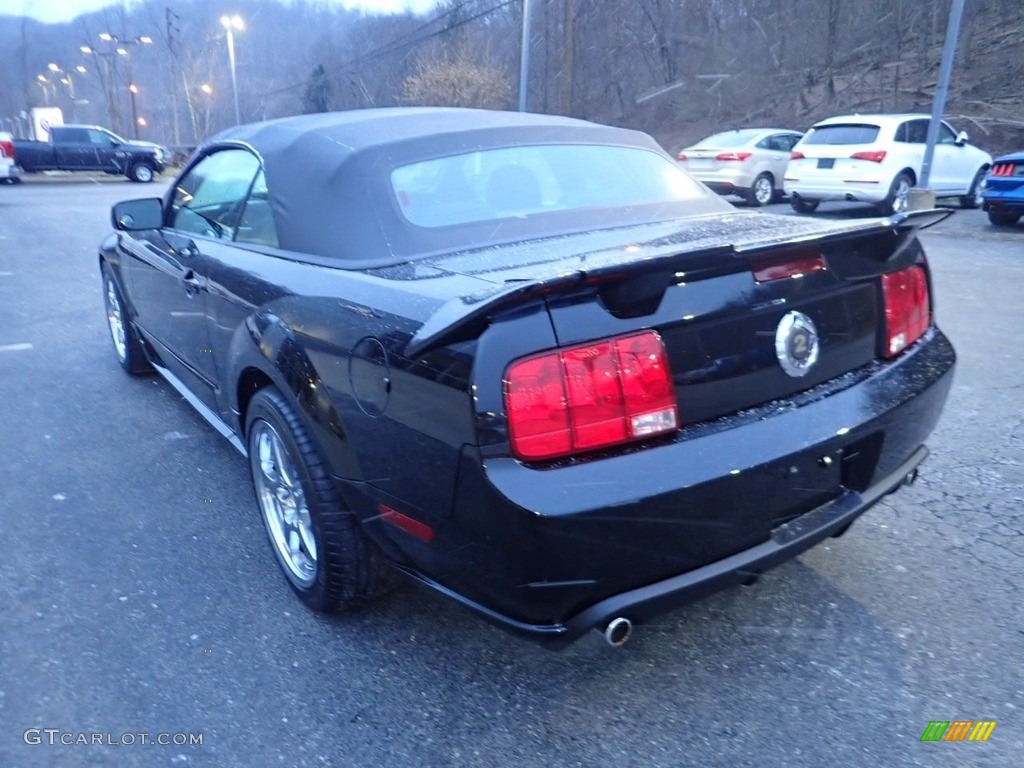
[253,0,517,101]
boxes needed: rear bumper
[685,169,757,195]
[0,162,19,180]
[380,331,955,647]
[555,444,926,647]
[982,189,1024,213]
[784,179,886,203]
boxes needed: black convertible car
[99,108,955,648]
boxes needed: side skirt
[150,359,247,457]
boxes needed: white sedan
[675,128,803,206]
[784,114,992,215]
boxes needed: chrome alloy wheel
[105,279,127,362]
[891,177,912,214]
[250,421,317,586]
[753,175,774,205]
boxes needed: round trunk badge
[775,310,819,377]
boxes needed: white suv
[784,114,991,214]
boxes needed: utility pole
[166,7,181,146]
[518,0,533,112]
[920,0,968,190]
[560,0,574,115]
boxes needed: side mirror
[955,130,969,147]
[112,198,163,231]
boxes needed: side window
[895,122,909,143]
[59,128,89,143]
[170,149,260,240]
[87,129,115,146]
[938,123,957,145]
[908,120,929,144]
[235,170,279,248]
[784,134,802,151]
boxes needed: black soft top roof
[199,108,712,267]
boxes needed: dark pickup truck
[14,124,166,182]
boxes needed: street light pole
[221,15,244,125]
[920,0,968,190]
[94,33,152,138]
[518,0,532,112]
[47,63,84,122]
[128,84,140,137]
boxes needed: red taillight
[753,254,826,283]
[851,150,887,163]
[881,266,930,358]
[676,151,688,161]
[504,331,679,461]
[992,162,1017,176]
[790,151,805,160]
[715,151,751,162]
[0,140,13,159]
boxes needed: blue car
[983,152,1024,226]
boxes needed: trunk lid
[405,210,939,428]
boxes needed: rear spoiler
[403,209,953,358]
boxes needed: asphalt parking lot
[1,176,1021,768]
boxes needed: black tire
[960,168,987,209]
[746,173,775,207]
[877,172,913,215]
[987,209,1020,227]
[245,386,385,612]
[101,264,152,375]
[128,162,155,183]
[789,195,819,213]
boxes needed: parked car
[0,131,20,184]
[675,128,803,206]
[982,151,1024,226]
[14,124,165,182]
[784,114,992,215]
[99,108,955,648]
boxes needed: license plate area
[817,158,835,169]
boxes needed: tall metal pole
[920,0,967,189]
[226,27,240,125]
[125,51,140,138]
[518,0,532,112]
[129,86,140,138]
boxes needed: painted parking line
[0,343,33,352]
[0,271,14,276]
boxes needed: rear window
[692,130,762,148]
[390,145,707,228]
[803,124,880,145]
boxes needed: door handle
[182,269,204,296]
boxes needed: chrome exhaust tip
[603,617,633,647]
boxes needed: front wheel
[128,162,154,183]
[878,173,913,215]
[746,173,775,207]
[987,209,1020,227]
[101,265,152,375]
[960,168,987,209]
[789,195,819,213]
[246,387,386,612]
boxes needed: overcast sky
[4,0,440,24]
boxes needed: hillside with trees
[1,0,1022,155]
